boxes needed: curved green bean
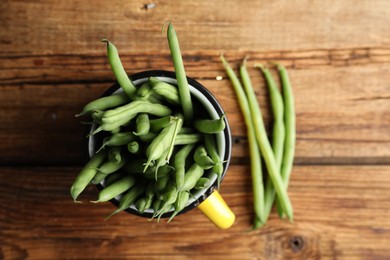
[193,114,226,134]
[102,39,137,99]
[167,23,193,122]
[70,150,107,202]
[134,113,150,136]
[91,175,136,203]
[76,92,130,117]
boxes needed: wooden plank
[1,165,390,259]
[1,0,390,56]
[0,50,389,165]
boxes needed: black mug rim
[89,70,232,218]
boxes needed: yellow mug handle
[197,190,235,229]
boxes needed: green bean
[90,158,127,184]
[167,191,189,222]
[194,177,211,190]
[180,163,204,192]
[144,116,180,171]
[149,77,180,105]
[105,182,146,219]
[97,132,136,152]
[167,23,193,122]
[255,64,285,223]
[104,172,125,186]
[102,39,137,99]
[193,145,215,169]
[165,116,183,162]
[159,181,178,208]
[154,173,171,193]
[274,63,296,219]
[235,56,293,222]
[135,197,148,213]
[91,110,104,123]
[127,141,140,154]
[91,175,136,203]
[137,82,153,100]
[108,147,122,164]
[174,133,202,145]
[76,92,130,117]
[101,101,172,124]
[70,150,107,202]
[193,114,226,134]
[204,134,224,189]
[141,181,156,212]
[134,113,150,136]
[142,164,171,180]
[149,116,175,133]
[221,56,265,228]
[174,144,195,189]
[151,198,163,218]
[138,132,157,143]
[90,116,132,135]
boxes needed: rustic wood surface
[1,0,389,259]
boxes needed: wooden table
[1,1,389,259]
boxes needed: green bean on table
[255,63,286,223]
[238,57,293,222]
[275,63,296,218]
[221,56,265,228]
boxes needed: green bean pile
[70,23,226,222]
[221,56,296,229]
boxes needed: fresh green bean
[159,181,178,210]
[102,39,137,99]
[127,141,140,154]
[70,150,107,202]
[274,63,296,219]
[101,100,172,124]
[174,144,195,189]
[221,56,265,228]
[149,116,175,133]
[193,114,226,134]
[135,197,148,213]
[97,132,136,152]
[193,145,215,169]
[91,175,136,203]
[91,110,104,123]
[76,92,130,117]
[167,23,193,122]
[154,173,171,193]
[174,133,202,145]
[204,134,224,189]
[105,182,146,219]
[255,64,285,222]
[91,158,127,184]
[235,56,292,222]
[144,116,180,171]
[149,77,181,105]
[90,116,132,135]
[108,147,122,164]
[137,82,153,100]
[165,116,183,162]
[104,172,124,186]
[138,132,157,143]
[194,177,211,190]
[152,198,163,218]
[180,163,204,192]
[167,191,189,222]
[142,164,171,180]
[134,113,150,136]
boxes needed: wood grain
[1,0,390,55]
[1,165,390,259]
[0,49,389,165]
